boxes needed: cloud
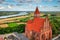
[0,6,60,11]
[0,6,5,9]
[14,0,41,3]
[0,0,5,3]
[34,0,41,3]
[8,5,14,9]
[39,5,42,7]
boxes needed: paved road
[55,37,60,40]
[17,34,28,40]
[52,35,60,40]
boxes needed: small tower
[34,7,40,18]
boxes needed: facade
[25,7,52,40]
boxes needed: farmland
[0,12,20,16]
[0,11,60,37]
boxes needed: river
[0,12,28,18]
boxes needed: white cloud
[0,6,5,9]
[14,0,41,3]
[34,0,41,3]
[39,5,42,7]
[8,5,14,9]
[0,5,60,11]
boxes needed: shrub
[0,24,25,34]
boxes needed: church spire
[34,7,40,14]
[34,7,40,17]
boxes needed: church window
[42,34,45,40]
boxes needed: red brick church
[25,7,52,40]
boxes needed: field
[0,12,20,16]
[0,11,60,38]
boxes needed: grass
[0,15,60,37]
[19,17,30,22]
[8,22,18,27]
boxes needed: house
[25,7,52,40]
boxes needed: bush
[0,24,25,34]
[50,16,60,35]
[17,24,25,33]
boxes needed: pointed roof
[26,7,50,32]
[34,7,40,14]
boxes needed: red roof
[26,18,45,32]
[26,20,33,31]
[26,7,46,32]
[34,7,40,14]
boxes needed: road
[52,34,60,40]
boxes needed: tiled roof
[26,7,46,32]
[27,17,45,32]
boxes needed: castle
[25,7,52,40]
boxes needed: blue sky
[0,0,60,11]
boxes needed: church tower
[25,7,52,40]
[34,7,40,18]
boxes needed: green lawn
[8,22,18,27]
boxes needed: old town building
[25,7,52,40]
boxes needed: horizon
[0,0,60,11]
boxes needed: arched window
[46,38,48,40]
[31,30,36,40]
[36,33,40,40]
[42,34,45,40]
[44,22,46,31]
[49,32,52,40]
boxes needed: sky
[0,0,60,11]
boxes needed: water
[0,12,28,18]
